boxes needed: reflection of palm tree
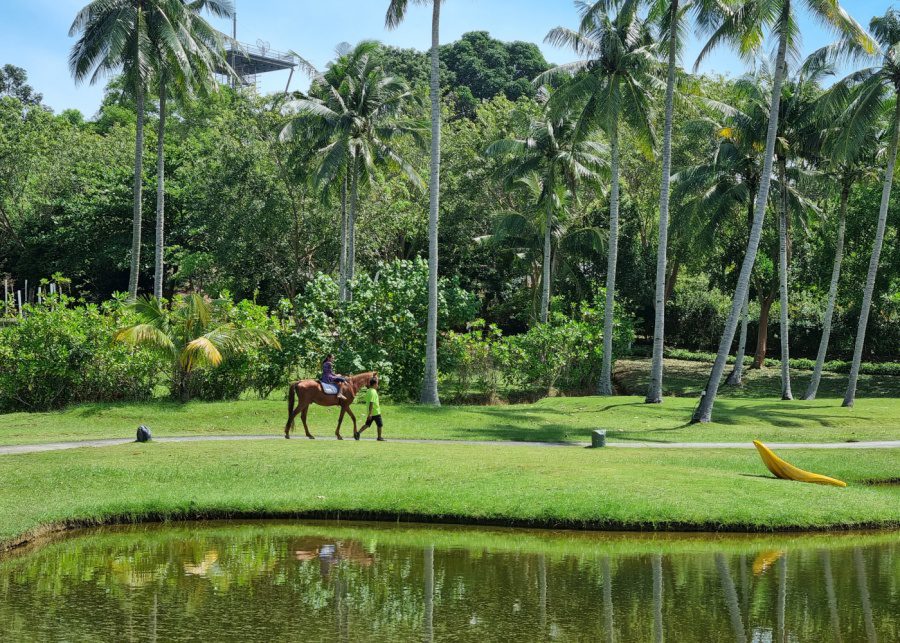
[652,554,663,643]
[820,551,842,643]
[777,554,786,643]
[603,556,615,643]
[853,547,877,643]
[539,553,548,632]
[424,545,434,643]
[716,553,747,643]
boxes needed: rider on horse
[321,354,348,401]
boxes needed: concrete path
[1,435,898,456]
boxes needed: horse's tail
[285,382,296,433]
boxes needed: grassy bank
[1,440,898,550]
[2,394,899,446]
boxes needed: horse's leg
[346,406,357,439]
[301,406,314,440]
[286,400,302,439]
[336,407,345,440]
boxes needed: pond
[0,521,897,641]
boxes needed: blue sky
[1,0,895,117]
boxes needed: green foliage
[289,258,478,401]
[0,294,161,411]
[441,293,635,399]
[114,293,280,401]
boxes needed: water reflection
[0,522,897,642]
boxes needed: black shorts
[364,415,383,429]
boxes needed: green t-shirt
[363,388,381,416]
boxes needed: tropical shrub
[502,294,634,395]
[440,319,504,402]
[289,258,479,400]
[114,294,280,401]
[665,275,732,352]
[0,293,161,411]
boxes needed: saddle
[320,381,339,395]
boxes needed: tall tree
[583,0,725,403]
[150,0,234,299]
[540,0,658,395]
[825,9,900,407]
[285,42,425,301]
[803,127,882,400]
[70,0,179,297]
[690,0,871,423]
[486,104,605,323]
[386,0,444,404]
[770,53,831,399]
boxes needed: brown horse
[284,371,377,440]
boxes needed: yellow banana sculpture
[753,440,848,487]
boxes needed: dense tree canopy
[1,18,898,408]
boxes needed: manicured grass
[614,357,900,398]
[1,394,899,446]
[1,440,897,550]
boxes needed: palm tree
[824,9,900,407]
[488,176,606,319]
[581,0,726,403]
[802,127,882,400]
[486,105,606,323]
[385,0,444,405]
[771,53,832,400]
[691,0,871,423]
[540,1,658,396]
[150,0,234,299]
[114,294,279,401]
[70,0,191,297]
[284,42,425,301]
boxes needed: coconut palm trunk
[727,292,750,385]
[777,159,793,400]
[339,172,349,301]
[646,0,679,404]
[129,82,145,298]
[153,77,166,299]
[421,0,442,404]
[693,11,789,423]
[599,121,621,396]
[348,159,359,295]
[540,192,553,324]
[843,102,900,407]
[804,182,848,400]
[728,198,756,386]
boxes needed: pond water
[0,521,897,641]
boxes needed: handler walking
[355,376,384,441]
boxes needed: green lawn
[2,440,898,550]
[614,357,900,398]
[1,394,898,446]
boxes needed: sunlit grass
[1,440,897,549]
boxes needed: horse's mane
[347,371,377,388]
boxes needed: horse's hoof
[336,435,343,441]
[307,435,315,440]
[377,438,385,442]
[284,433,290,440]
[353,432,359,441]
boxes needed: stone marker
[591,429,606,448]
[136,425,153,443]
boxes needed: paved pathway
[1,435,898,456]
